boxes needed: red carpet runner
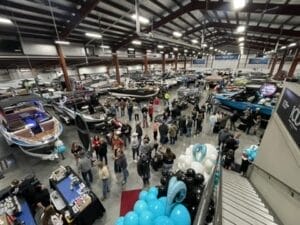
[120,189,141,216]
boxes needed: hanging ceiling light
[132,40,142,45]
[288,42,297,47]
[0,17,13,24]
[192,39,198,44]
[85,32,102,39]
[55,40,70,45]
[209,46,213,50]
[146,49,152,53]
[239,42,244,47]
[238,37,245,42]
[173,47,178,51]
[280,46,286,50]
[184,49,188,53]
[100,45,110,49]
[160,51,164,54]
[173,31,182,38]
[128,48,135,51]
[233,0,246,10]
[158,45,164,49]
[236,25,246,33]
[131,14,150,24]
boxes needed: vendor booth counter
[49,166,105,225]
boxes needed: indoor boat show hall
[0,0,299,225]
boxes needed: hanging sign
[277,88,300,148]
[249,58,269,64]
[192,59,206,64]
[215,54,239,60]
[127,49,135,58]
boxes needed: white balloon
[203,172,210,184]
[178,155,187,170]
[207,153,217,163]
[205,144,218,157]
[204,159,214,174]
[184,155,193,168]
[185,146,193,156]
[191,162,204,174]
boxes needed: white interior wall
[249,83,300,225]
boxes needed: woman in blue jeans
[98,162,110,201]
[115,149,129,185]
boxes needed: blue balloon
[158,197,167,215]
[115,217,124,225]
[148,200,165,217]
[154,216,174,225]
[170,204,191,225]
[146,192,157,203]
[124,211,139,225]
[148,187,158,197]
[139,190,148,201]
[133,200,148,215]
[139,210,154,225]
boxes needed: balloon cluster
[244,145,258,161]
[115,178,191,225]
[158,168,205,222]
[177,144,218,183]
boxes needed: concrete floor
[0,87,259,225]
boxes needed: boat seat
[40,120,54,131]
[14,128,32,138]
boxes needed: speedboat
[108,87,159,99]
[0,95,63,147]
[52,91,108,126]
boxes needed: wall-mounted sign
[277,88,300,148]
[192,59,206,65]
[215,54,239,60]
[260,83,277,96]
[127,49,135,58]
[249,58,269,64]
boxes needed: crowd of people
[66,87,262,202]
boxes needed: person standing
[127,100,133,121]
[209,113,218,133]
[115,150,129,185]
[121,122,132,147]
[120,99,126,117]
[218,128,231,150]
[92,136,101,160]
[178,115,187,136]
[230,111,239,131]
[136,122,143,144]
[133,103,140,121]
[152,120,159,141]
[186,116,193,137]
[141,105,149,128]
[78,152,93,187]
[99,138,108,165]
[195,114,203,134]
[137,154,151,188]
[98,162,110,201]
[159,122,169,145]
[169,123,177,145]
[111,133,125,152]
[161,147,176,173]
[164,92,170,106]
[131,133,140,162]
[153,96,160,113]
[54,139,66,160]
[148,103,154,122]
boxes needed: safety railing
[193,153,222,225]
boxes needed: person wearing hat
[131,133,140,162]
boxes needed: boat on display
[214,89,278,118]
[0,95,63,159]
[52,91,108,126]
[108,87,159,99]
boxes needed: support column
[276,50,287,75]
[236,54,241,69]
[205,55,209,68]
[244,49,250,68]
[269,54,278,75]
[288,48,300,77]
[174,53,178,72]
[56,44,72,91]
[106,65,110,75]
[183,56,187,71]
[76,67,82,81]
[144,53,148,74]
[112,52,121,84]
[210,55,214,68]
[162,53,166,73]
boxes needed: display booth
[49,166,105,225]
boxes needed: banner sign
[192,59,206,65]
[277,88,300,148]
[215,54,239,60]
[249,58,269,64]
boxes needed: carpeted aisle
[119,189,141,216]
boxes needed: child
[223,149,234,170]
[98,162,110,201]
[54,139,66,160]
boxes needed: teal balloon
[115,217,124,225]
[139,210,154,225]
[154,216,174,225]
[133,200,148,215]
[148,187,158,197]
[158,197,167,215]
[170,204,191,225]
[124,211,139,225]
[148,200,165,217]
[146,192,157,203]
[139,190,148,201]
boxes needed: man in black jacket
[137,153,151,187]
[159,122,169,144]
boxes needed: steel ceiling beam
[60,0,101,39]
